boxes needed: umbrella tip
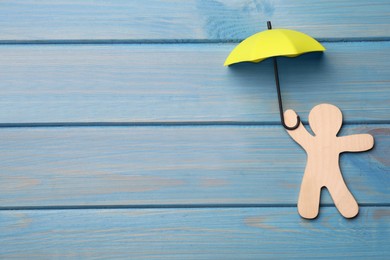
[267,21,272,30]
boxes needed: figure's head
[309,104,343,136]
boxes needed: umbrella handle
[272,56,301,130]
[282,113,301,130]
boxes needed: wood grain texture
[0,207,389,259]
[0,125,387,207]
[1,0,389,257]
[0,42,389,124]
[0,0,389,41]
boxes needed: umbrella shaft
[272,57,285,122]
[272,57,301,130]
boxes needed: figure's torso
[304,135,342,186]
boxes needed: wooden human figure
[284,103,374,219]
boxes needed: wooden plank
[0,206,389,258]
[0,42,389,124]
[0,125,388,207]
[0,0,389,41]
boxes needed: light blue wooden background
[0,0,389,259]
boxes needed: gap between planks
[1,203,390,211]
[0,121,389,129]
[0,38,390,45]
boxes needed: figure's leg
[326,174,359,218]
[298,175,321,219]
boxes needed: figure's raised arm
[284,109,314,150]
[338,134,374,152]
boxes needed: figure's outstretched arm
[284,109,314,150]
[338,134,374,152]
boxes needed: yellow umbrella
[225,21,325,130]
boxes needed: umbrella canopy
[224,28,325,66]
[224,21,325,130]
